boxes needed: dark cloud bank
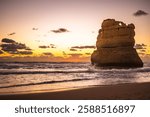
[2,38,16,43]
[0,38,32,55]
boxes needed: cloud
[50,44,56,48]
[71,45,96,49]
[19,51,33,55]
[2,38,16,43]
[0,38,32,55]
[51,28,69,33]
[8,32,16,36]
[135,44,149,57]
[138,52,145,56]
[43,52,53,56]
[1,43,26,53]
[68,53,82,57]
[39,45,50,49]
[139,49,146,52]
[39,44,56,49]
[0,55,90,62]
[85,53,91,55]
[25,48,32,51]
[70,48,77,51]
[133,10,148,16]
[134,44,146,49]
[65,53,90,62]
[141,43,147,46]
[32,28,38,30]
[0,50,90,62]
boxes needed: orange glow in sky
[0,0,150,62]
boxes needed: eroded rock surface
[91,19,143,68]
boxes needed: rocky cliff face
[91,19,143,68]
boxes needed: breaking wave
[0,67,150,75]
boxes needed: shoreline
[0,82,150,100]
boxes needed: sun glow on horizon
[0,0,150,62]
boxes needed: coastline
[0,82,150,100]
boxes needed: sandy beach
[0,82,150,100]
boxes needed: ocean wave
[0,78,91,89]
[0,69,95,75]
[0,67,150,75]
[0,62,90,69]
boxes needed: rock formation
[91,19,143,68]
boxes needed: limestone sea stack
[91,19,143,68]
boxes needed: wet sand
[0,82,150,100]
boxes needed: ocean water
[0,62,150,95]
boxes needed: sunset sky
[0,0,150,62]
